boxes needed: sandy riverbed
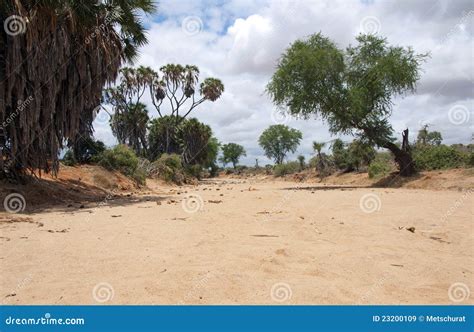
[0,178,472,304]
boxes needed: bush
[62,150,77,166]
[467,153,474,167]
[97,145,144,184]
[368,160,392,178]
[71,137,106,164]
[150,153,186,184]
[186,164,203,180]
[273,161,300,177]
[413,145,466,171]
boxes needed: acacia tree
[258,125,302,164]
[1,0,155,178]
[267,33,428,176]
[220,143,246,169]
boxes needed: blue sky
[94,0,473,165]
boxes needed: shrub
[368,160,392,178]
[467,153,474,167]
[71,137,106,164]
[413,145,466,171]
[273,161,300,177]
[150,153,186,184]
[62,150,77,166]
[97,145,143,184]
[186,164,203,180]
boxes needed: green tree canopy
[417,125,442,146]
[148,116,215,166]
[267,33,428,176]
[220,143,246,168]
[259,125,302,164]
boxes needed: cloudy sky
[94,0,473,165]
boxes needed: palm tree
[312,141,327,176]
[312,142,325,158]
[0,0,155,177]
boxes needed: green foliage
[348,139,376,170]
[97,145,145,185]
[413,145,466,170]
[259,125,302,164]
[70,137,106,164]
[267,32,427,175]
[417,125,442,146]
[110,102,149,156]
[62,150,77,166]
[331,139,350,170]
[150,153,186,184]
[297,155,305,170]
[368,160,393,179]
[180,118,213,165]
[186,164,203,179]
[205,137,221,177]
[148,116,181,160]
[273,161,300,177]
[148,116,216,168]
[221,143,246,168]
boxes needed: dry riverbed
[1,178,472,304]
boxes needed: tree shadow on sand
[282,172,425,191]
[0,177,168,214]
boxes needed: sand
[0,178,472,305]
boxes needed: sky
[93,0,474,166]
